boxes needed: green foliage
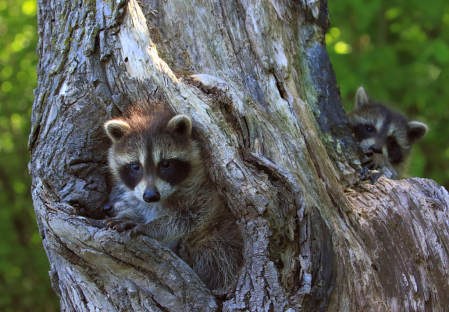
[0,0,59,310]
[328,0,449,189]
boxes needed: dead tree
[29,0,449,310]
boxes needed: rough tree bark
[29,0,449,311]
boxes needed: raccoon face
[349,87,428,168]
[105,112,203,203]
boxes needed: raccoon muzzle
[369,144,382,154]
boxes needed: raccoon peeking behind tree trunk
[102,105,244,292]
[348,87,428,180]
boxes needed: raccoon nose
[369,145,383,154]
[143,189,160,202]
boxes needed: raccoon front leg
[362,150,384,170]
[129,213,191,242]
[104,208,143,232]
[362,151,399,180]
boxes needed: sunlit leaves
[443,13,449,24]
[400,24,427,41]
[21,1,36,16]
[1,80,12,92]
[386,8,402,20]
[330,27,341,38]
[334,42,353,54]
[326,27,353,54]
[1,65,12,77]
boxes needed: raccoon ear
[104,120,130,142]
[166,115,192,137]
[407,121,428,143]
[355,86,369,110]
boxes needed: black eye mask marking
[157,159,191,185]
[352,123,376,141]
[119,162,143,189]
[387,136,403,165]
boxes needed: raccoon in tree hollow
[348,87,428,179]
[103,106,243,291]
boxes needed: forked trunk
[29,0,449,310]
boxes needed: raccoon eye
[365,125,374,132]
[130,163,140,171]
[387,137,398,146]
[161,160,171,168]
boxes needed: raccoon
[100,185,182,251]
[348,87,428,179]
[103,106,243,291]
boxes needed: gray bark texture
[29,0,449,311]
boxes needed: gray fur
[348,87,428,179]
[104,107,243,291]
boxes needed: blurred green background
[327,1,449,185]
[0,0,448,311]
[0,0,60,310]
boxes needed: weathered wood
[29,0,449,311]
[345,178,449,311]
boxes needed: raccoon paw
[175,239,193,266]
[105,218,138,233]
[115,221,139,233]
[362,151,388,170]
[362,151,376,170]
[104,218,121,228]
[370,172,382,184]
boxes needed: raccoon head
[104,110,204,203]
[348,87,428,170]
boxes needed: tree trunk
[29,0,449,311]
